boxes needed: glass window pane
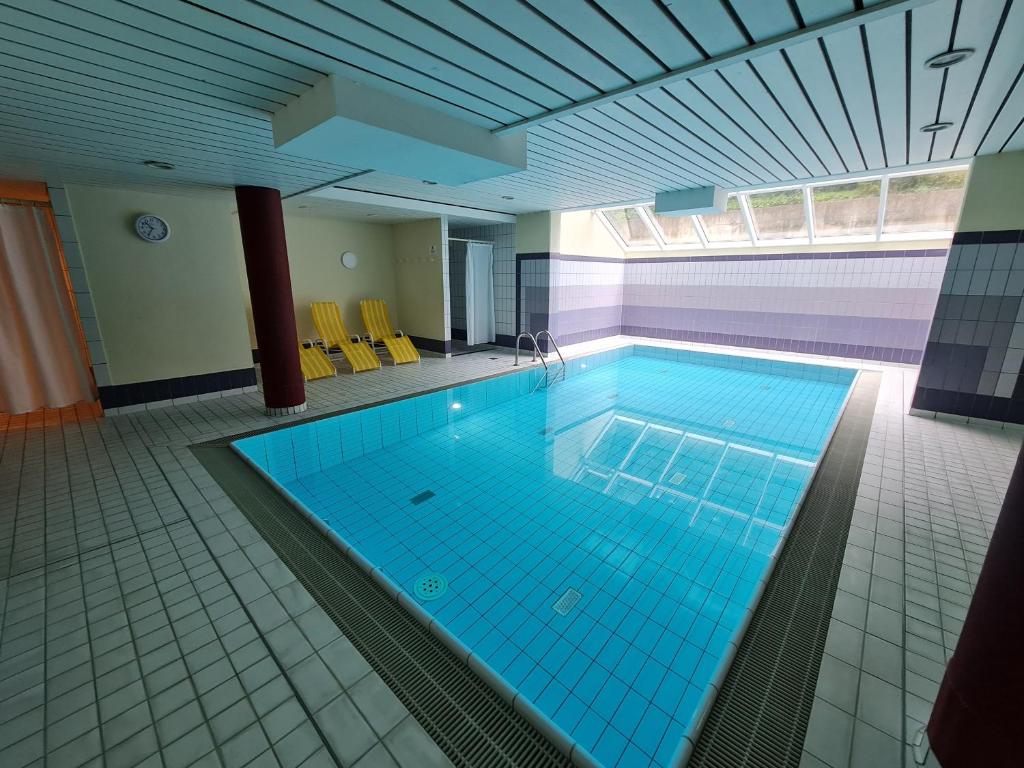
[602,207,656,246]
[697,196,750,243]
[811,179,882,238]
[644,206,701,245]
[882,169,968,234]
[746,188,807,240]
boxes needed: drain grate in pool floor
[552,588,583,616]
[410,489,435,505]
[414,573,448,601]
[688,371,881,768]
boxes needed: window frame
[594,163,969,253]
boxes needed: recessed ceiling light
[422,180,438,185]
[925,48,974,69]
[501,195,514,200]
[920,121,953,133]
[366,213,377,217]
[296,204,309,209]
[142,160,175,170]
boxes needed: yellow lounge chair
[310,302,381,373]
[298,343,336,381]
[360,299,420,365]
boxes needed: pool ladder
[514,330,565,389]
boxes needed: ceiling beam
[493,0,938,135]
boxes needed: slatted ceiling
[663,0,748,55]
[661,79,800,180]
[592,0,705,71]
[863,13,908,166]
[521,0,669,80]
[796,0,857,26]
[729,0,799,40]
[951,0,1023,156]
[0,0,1019,210]
[626,90,770,185]
[930,2,1007,159]
[328,0,569,111]
[458,0,628,94]
[712,60,836,177]
[822,27,887,168]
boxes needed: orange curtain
[0,203,95,414]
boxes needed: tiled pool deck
[1,338,1019,768]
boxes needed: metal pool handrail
[514,332,546,368]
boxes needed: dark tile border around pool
[190,443,573,768]
[688,371,881,768]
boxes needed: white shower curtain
[465,242,495,346]
[0,203,95,414]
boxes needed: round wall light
[925,49,974,69]
[341,251,358,269]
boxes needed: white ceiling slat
[519,0,666,82]
[0,38,269,124]
[57,0,319,86]
[593,0,705,70]
[456,0,629,93]
[386,0,597,102]
[327,0,570,111]
[663,0,748,55]
[729,0,799,40]
[710,58,838,176]
[863,13,908,166]
[821,26,886,168]
[0,5,290,110]
[949,0,1024,156]
[978,70,1024,154]
[659,79,802,180]
[781,39,865,172]
[0,95,355,177]
[929,0,1007,159]
[188,0,515,127]
[546,117,692,187]
[0,72,279,154]
[796,0,857,26]
[907,0,956,163]
[531,128,680,190]
[270,0,546,120]
[614,95,758,186]
[572,108,719,188]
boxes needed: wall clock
[134,214,170,243]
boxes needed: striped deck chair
[359,299,420,365]
[298,343,336,381]
[310,302,381,373]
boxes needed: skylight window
[882,169,968,235]
[697,195,750,244]
[595,164,968,252]
[644,206,701,246]
[746,188,807,240]
[811,179,882,239]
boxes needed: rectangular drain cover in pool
[553,588,583,616]
[410,490,435,505]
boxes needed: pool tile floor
[0,338,1019,768]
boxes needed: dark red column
[235,186,305,415]
[927,446,1024,765]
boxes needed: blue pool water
[234,347,855,767]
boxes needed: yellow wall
[243,214,397,343]
[556,210,624,258]
[957,150,1024,232]
[516,211,558,253]
[66,185,253,385]
[392,218,446,340]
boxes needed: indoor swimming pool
[233,347,856,767]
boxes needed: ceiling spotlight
[142,160,175,170]
[422,180,438,185]
[925,48,974,69]
[501,195,514,200]
[920,121,953,133]
[296,204,309,209]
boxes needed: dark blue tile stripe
[98,367,257,409]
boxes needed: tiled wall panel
[548,255,624,346]
[913,230,1024,423]
[621,250,947,364]
[448,240,466,337]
